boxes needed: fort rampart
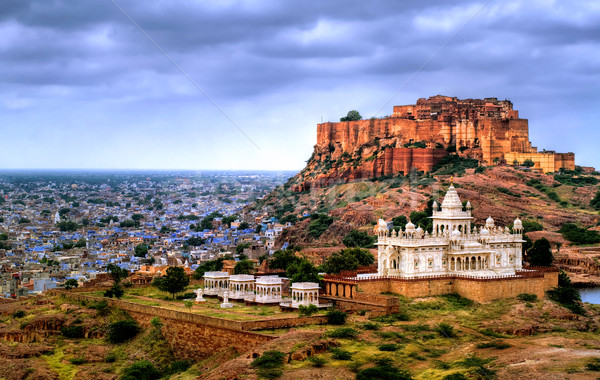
[323,268,558,304]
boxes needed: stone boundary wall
[241,315,328,330]
[329,270,559,303]
[64,293,275,360]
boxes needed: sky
[1,0,599,171]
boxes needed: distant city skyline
[1,0,599,170]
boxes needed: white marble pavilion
[290,282,320,307]
[253,276,284,304]
[228,274,255,300]
[376,184,524,278]
[203,271,229,296]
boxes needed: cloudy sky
[1,0,599,170]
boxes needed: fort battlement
[300,95,575,190]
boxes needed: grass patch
[378,343,400,352]
[43,348,78,380]
[327,327,360,339]
[476,341,511,350]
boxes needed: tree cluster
[342,229,376,248]
[320,248,375,274]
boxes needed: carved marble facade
[377,185,524,278]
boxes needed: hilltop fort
[294,95,574,190]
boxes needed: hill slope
[253,165,600,248]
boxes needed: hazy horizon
[2,1,599,170]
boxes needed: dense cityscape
[0,171,294,298]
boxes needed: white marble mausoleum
[377,184,524,278]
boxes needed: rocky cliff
[289,95,574,191]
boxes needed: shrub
[479,329,507,338]
[104,283,124,299]
[150,316,163,329]
[376,331,406,341]
[61,325,84,338]
[330,347,352,360]
[373,311,411,323]
[356,359,413,380]
[252,350,285,370]
[69,357,86,365]
[476,341,511,349]
[309,356,327,367]
[326,309,347,325]
[527,238,553,266]
[559,223,600,245]
[119,360,160,380]
[89,300,110,316]
[442,374,468,380]
[327,327,360,339]
[547,287,584,315]
[307,214,334,238]
[105,353,117,363]
[378,343,399,351]
[402,324,430,333]
[298,304,319,316]
[474,166,486,174]
[107,320,140,344]
[441,293,474,309]
[587,358,600,371]
[435,323,456,338]
[342,230,376,248]
[12,310,25,319]
[361,322,380,330]
[164,360,192,376]
[517,293,538,302]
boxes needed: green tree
[527,238,553,266]
[269,249,302,270]
[340,110,362,122]
[134,244,149,257]
[392,215,408,231]
[131,213,144,221]
[342,230,376,248]
[236,242,251,255]
[591,190,600,210]
[308,214,334,238]
[287,259,320,283]
[104,283,124,299]
[74,238,86,248]
[107,320,140,344]
[57,221,78,232]
[320,248,375,274]
[184,300,194,312]
[234,259,255,274]
[119,360,160,380]
[279,214,298,224]
[238,221,250,230]
[185,237,205,246]
[193,258,224,279]
[153,266,190,299]
[106,263,129,284]
[523,159,535,167]
[64,279,79,291]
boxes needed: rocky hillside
[253,165,600,248]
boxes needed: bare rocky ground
[267,166,600,247]
[0,291,599,379]
[197,295,600,380]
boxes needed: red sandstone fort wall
[338,270,559,304]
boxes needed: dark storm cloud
[0,0,599,169]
